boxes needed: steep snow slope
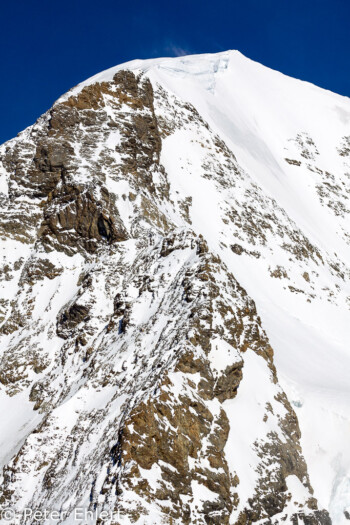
[156,53,350,524]
[0,50,349,524]
[78,50,350,521]
[132,51,350,521]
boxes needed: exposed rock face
[41,184,127,254]
[0,51,349,524]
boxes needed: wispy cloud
[148,41,193,60]
[166,44,190,57]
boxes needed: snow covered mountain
[0,50,349,524]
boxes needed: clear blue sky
[0,0,349,144]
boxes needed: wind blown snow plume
[0,50,349,524]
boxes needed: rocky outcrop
[41,184,127,254]
[114,373,236,524]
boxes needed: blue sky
[0,0,349,143]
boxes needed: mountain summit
[0,51,349,524]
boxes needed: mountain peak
[0,49,349,524]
